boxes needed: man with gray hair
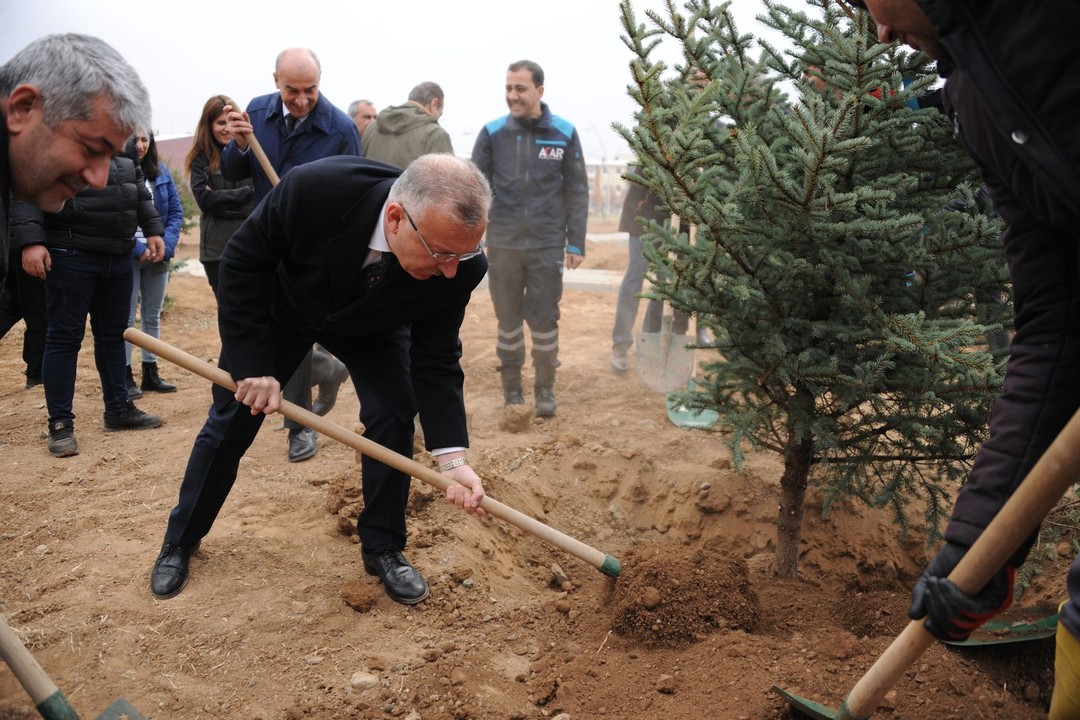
[361,82,453,169]
[0,32,151,297]
[151,153,491,607]
[348,98,377,136]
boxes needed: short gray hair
[348,99,374,116]
[407,82,444,107]
[0,33,151,132]
[388,154,491,231]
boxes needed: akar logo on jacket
[538,146,565,161]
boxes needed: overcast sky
[1,0,788,162]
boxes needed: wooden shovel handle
[839,406,1080,719]
[245,132,280,187]
[123,329,621,578]
[0,617,78,719]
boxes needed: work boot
[534,359,557,417]
[141,361,176,393]
[126,365,143,400]
[25,372,42,389]
[611,346,629,372]
[535,387,557,418]
[47,419,78,458]
[313,358,349,416]
[501,368,524,406]
[104,402,162,431]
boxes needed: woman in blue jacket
[125,130,182,396]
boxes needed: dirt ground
[0,219,1065,719]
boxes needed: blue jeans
[42,247,134,424]
[126,259,169,364]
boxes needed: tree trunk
[774,388,814,579]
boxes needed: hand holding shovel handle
[835,406,1080,719]
[123,329,621,578]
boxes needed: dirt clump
[610,542,760,646]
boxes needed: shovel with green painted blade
[1,616,146,719]
[773,404,1080,718]
[636,314,696,393]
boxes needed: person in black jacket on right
[846,2,1080,715]
[15,152,166,457]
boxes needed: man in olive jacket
[361,82,453,169]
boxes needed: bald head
[274,47,321,119]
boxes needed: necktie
[360,251,391,292]
[284,114,296,134]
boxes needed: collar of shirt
[369,198,392,255]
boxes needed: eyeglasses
[401,204,484,262]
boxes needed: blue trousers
[126,259,170,365]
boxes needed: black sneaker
[25,374,43,389]
[47,420,78,457]
[104,402,162,431]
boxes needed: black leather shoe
[150,540,199,599]
[362,549,429,605]
[312,359,349,416]
[287,427,318,462]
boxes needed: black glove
[908,541,1016,642]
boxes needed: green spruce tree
[618,0,1009,578]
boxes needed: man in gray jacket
[361,82,453,169]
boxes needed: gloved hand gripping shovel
[772,405,1080,718]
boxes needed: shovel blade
[770,685,840,719]
[94,698,146,720]
[943,604,1059,646]
[666,379,719,429]
[636,317,696,393]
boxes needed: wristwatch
[438,457,469,472]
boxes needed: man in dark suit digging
[150,153,489,605]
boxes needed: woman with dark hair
[124,128,182,396]
[183,95,254,295]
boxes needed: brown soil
[0,221,1064,719]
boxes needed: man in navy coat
[221,46,363,463]
[151,153,490,605]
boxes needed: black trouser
[0,251,46,380]
[945,223,1080,635]
[165,325,415,552]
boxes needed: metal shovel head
[942,604,1058,646]
[770,684,839,720]
[666,379,719,429]
[94,698,146,720]
[636,316,696,393]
